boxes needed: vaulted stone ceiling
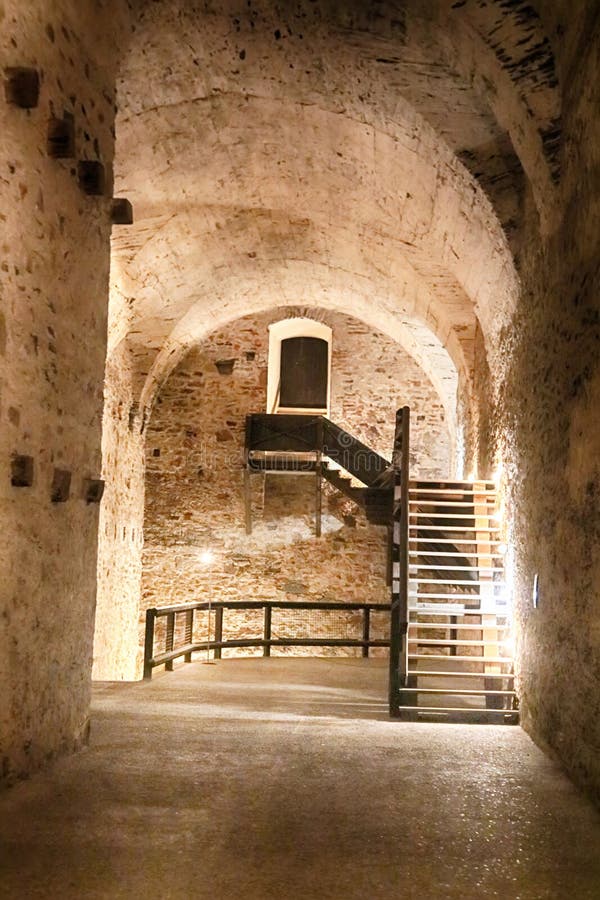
[109,0,561,421]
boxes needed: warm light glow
[502,632,516,658]
[199,550,214,565]
[492,462,503,484]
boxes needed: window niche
[266,318,332,415]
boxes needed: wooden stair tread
[411,578,506,586]
[408,622,508,631]
[393,708,519,723]
[410,525,501,533]
[409,638,511,646]
[409,551,503,558]
[410,500,495,508]
[408,654,513,663]
[409,607,508,617]
[401,687,516,696]
[409,670,515,679]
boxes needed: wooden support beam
[315,448,322,537]
[244,467,252,535]
[473,480,503,707]
[244,417,253,535]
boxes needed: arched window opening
[266,318,332,415]
[279,336,328,410]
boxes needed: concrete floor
[1,658,599,899]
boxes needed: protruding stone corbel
[77,160,105,196]
[4,67,40,108]
[83,478,105,504]
[51,468,71,503]
[47,113,75,159]
[11,454,34,487]
[110,198,134,225]
[215,359,236,375]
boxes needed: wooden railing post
[143,608,156,679]
[263,604,272,657]
[362,606,371,658]
[165,611,175,672]
[214,606,224,660]
[315,418,323,537]
[389,406,410,714]
[244,416,253,535]
[184,609,194,663]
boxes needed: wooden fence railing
[143,600,391,679]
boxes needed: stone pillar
[0,1,123,784]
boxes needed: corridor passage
[1,658,599,899]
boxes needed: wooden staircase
[244,411,518,723]
[392,479,518,724]
[244,414,393,531]
[321,464,392,525]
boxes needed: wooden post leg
[214,607,223,660]
[474,480,501,708]
[143,609,155,680]
[315,450,322,537]
[264,605,272,657]
[386,526,393,586]
[403,627,419,706]
[244,466,252,535]
[165,612,175,672]
[184,609,193,663]
[362,607,370,658]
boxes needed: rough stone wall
[93,341,145,681]
[0,1,122,785]
[497,4,600,802]
[141,308,451,650]
[472,322,495,479]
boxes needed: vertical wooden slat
[165,612,175,672]
[315,450,322,538]
[214,606,224,660]
[184,609,193,663]
[450,614,458,656]
[362,606,370,658]
[386,525,393,586]
[143,608,156,679]
[263,604,272,657]
[244,416,253,535]
[315,418,323,537]
[244,468,252,536]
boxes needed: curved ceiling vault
[109,0,560,423]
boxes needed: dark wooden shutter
[279,336,328,409]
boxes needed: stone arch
[134,272,462,454]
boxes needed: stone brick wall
[0,1,122,785]
[141,308,452,650]
[93,341,145,681]
[495,2,600,802]
[2,0,597,809]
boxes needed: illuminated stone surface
[0,0,598,811]
[0,660,599,899]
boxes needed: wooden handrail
[245,413,390,485]
[143,599,391,679]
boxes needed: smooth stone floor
[1,657,599,899]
